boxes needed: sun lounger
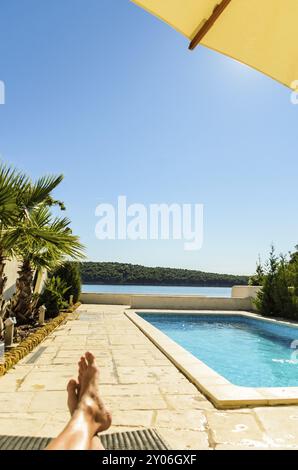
[0,429,169,451]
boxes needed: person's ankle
[74,405,100,434]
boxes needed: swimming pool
[139,313,298,388]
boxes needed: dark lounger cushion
[0,429,169,451]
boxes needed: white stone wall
[231,285,261,299]
[80,292,253,311]
[3,259,47,300]
[3,259,19,300]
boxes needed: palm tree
[0,164,18,226]
[0,163,29,299]
[8,204,85,322]
[0,167,64,299]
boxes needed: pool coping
[125,309,298,409]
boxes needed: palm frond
[0,165,85,276]
[7,202,85,267]
[22,174,64,210]
[28,204,53,228]
[0,163,28,226]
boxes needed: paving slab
[0,304,298,450]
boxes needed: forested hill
[80,262,249,287]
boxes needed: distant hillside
[80,262,249,287]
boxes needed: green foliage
[255,246,279,316]
[0,163,22,227]
[248,256,264,286]
[255,246,298,320]
[7,204,85,272]
[288,245,298,297]
[53,262,81,303]
[80,262,249,287]
[38,276,70,318]
[0,162,85,322]
[289,245,298,265]
[273,257,297,318]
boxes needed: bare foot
[46,353,112,451]
[67,379,79,416]
[68,352,112,437]
[67,377,106,451]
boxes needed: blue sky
[0,0,297,275]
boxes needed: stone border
[125,309,298,409]
[80,292,253,311]
[0,303,81,377]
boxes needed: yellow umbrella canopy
[132,0,298,89]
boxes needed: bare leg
[67,378,104,450]
[46,352,112,450]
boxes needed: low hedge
[0,302,81,377]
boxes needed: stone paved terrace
[0,304,298,450]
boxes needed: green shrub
[53,262,81,303]
[38,276,70,318]
[288,248,298,297]
[255,247,298,320]
[248,256,264,286]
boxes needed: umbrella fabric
[132,0,298,89]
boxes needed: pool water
[140,313,298,387]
